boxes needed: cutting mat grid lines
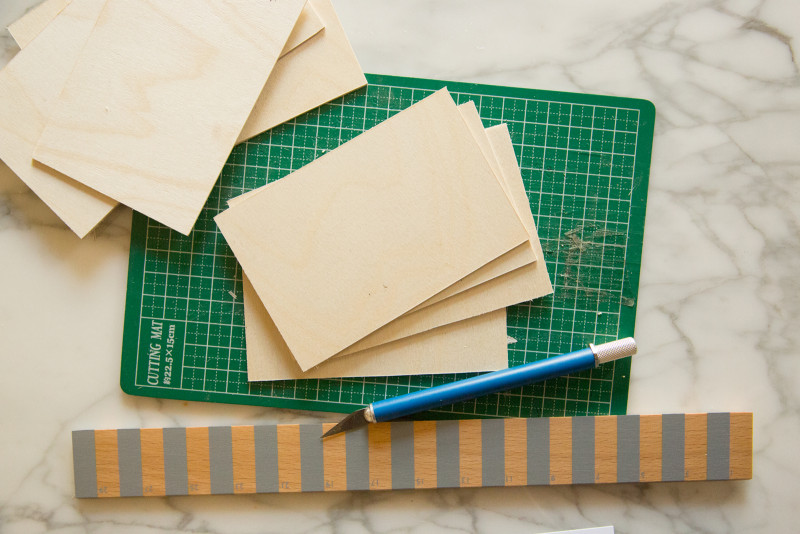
[122,73,654,418]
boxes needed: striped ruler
[72,413,752,497]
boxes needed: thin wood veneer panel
[404,102,536,313]
[230,103,534,321]
[217,89,528,371]
[12,0,356,154]
[33,0,306,235]
[235,115,512,381]
[242,273,508,380]
[11,0,321,56]
[0,0,117,238]
[279,2,323,58]
[73,414,754,497]
[335,123,553,357]
[7,0,71,49]
[235,120,545,375]
[232,104,536,291]
[237,0,367,142]
[2,0,322,237]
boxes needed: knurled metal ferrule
[590,337,637,366]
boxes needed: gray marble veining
[1,1,798,532]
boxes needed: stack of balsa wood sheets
[0,0,366,237]
[215,89,553,380]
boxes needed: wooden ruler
[72,413,752,497]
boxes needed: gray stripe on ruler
[661,414,685,482]
[300,424,324,491]
[163,427,188,496]
[527,418,549,485]
[209,426,233,494]
[617,415,640,483]
[707,413,731,480]
[254,425,278,493]
[571,417,594,484]
[346,426,369,491]
[117,429,143,497]
[436,420,459,488]
[391,422,414,490]
[72,430,97,498]
[482,419,505,487]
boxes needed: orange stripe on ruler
[140,428,165,496]
[594,415,617,483]
[684,413,707,481]
[413,421,437,489]
[639,414,662,482]
[729,412,753,480]
[277,424,301,492]
[549,417,572,485]
[459,419,482,487]
[504,418,527,486]
[322,423,347,491]
[185,427,210,495]
[94,429,120,497]
[368,423,392,490]
[231,425,256,494]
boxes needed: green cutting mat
[120,73,654,418]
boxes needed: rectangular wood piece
[7,0,71,49]
[238,114,546,380]
[0,0,117,237]
[217,89,529,371]
[242,273,508,380]
[331,123,553,357]
[237,0,367,142]
[3,0,353,236]
[33,0,306,235]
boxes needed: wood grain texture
[237,0,366,142]
[73,414,754,498]
[684,413,707,481]
[243,274,507,380]
[217,89,528,370]
[549,417,572,485]
[237,118,542,379]
[367,424,392,491]
[7,0,71,48]
[333,122,553,357]
[230,425,256,494]
[10,0,320,56]
[2,0,321,237]
[276,424,302,493]
[280,2,323,58]
[0,0,117,238]
[232,105,536,310]
[639,415,662,483]
[413,421,437,489]
[594,415,618,484]
[232,104,535,314]
[94,429,120,497]
[33,0,306,235]
[458,419,482,487]
[140,428,166,496]
[321,424,347,491]
[504,418,527,486]
[185,427,210,495]
[729,412,753,480]
[402,104,536,313]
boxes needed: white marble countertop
[1,1,798,532]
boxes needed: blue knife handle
[370,348,596,422]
